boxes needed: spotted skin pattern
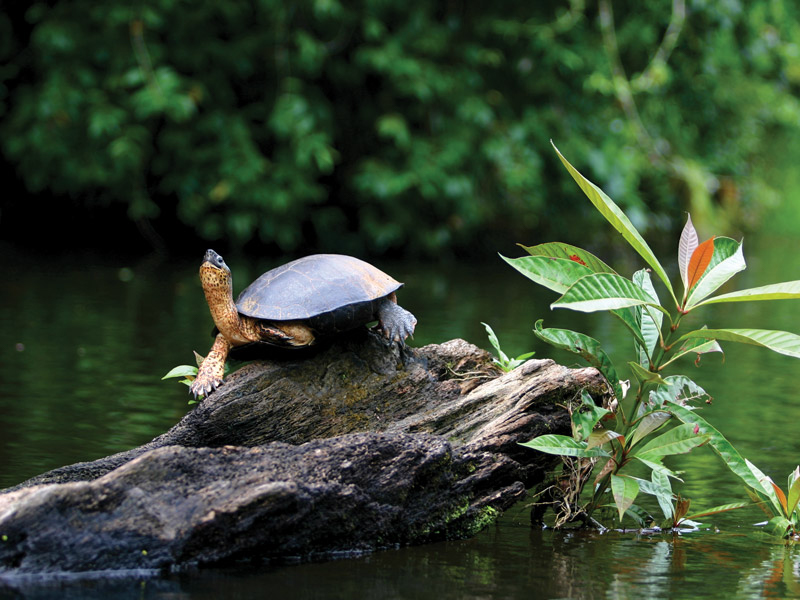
[192,333,231,397]
[190,250,416,399]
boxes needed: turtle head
[202,249,230,273]
[200,249,248,343]
[199,247,232,295]
[200,249,232,289]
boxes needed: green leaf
[623,504,650,528]
[551,141,676,306]
[676,328,800,359]
[744,459,785,516]
[609,307,649,349]
[649,376,711,407]
[694,280,800,308]
[518,242,616,274]
[629,410,672,448]
[633,473,674,521]
[501,254,594,294]
[628,361,669,386]
[162,365,199,380]
[533,320,623,402]
[634,423,710,460]
[685,238,746,309]
[682,502,751,522]
[746,487,777,519]
[519,434,611,458]
[632,269,662,366]
[635,456,683,481]
[650,469,675,521]
[508,246,647,348]
[482,322,534,371]
[552,273,670,314]
[787,468,800,517]
[763,516,793,538]
[661,330,723,368]
[611,475,640,521]
[571,389,611,441]
[667,401,775,498]
[481,322,509,363]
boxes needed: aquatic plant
[506,142,800,536]
[745,465,800,539]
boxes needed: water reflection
[4,506,797,600]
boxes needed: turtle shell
[235,254,402,322]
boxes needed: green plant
[744,464,800,539]
[162,351,206,403]
[507,142,800,533]
[481,322,535,372]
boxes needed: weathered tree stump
[0,331,607,575]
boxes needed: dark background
[2,0,799,259]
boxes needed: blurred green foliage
[2,1,800,256]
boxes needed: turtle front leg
[191,333,232,398]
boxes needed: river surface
[1,224,800,598]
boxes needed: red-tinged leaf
[772,481,788,515]
[611,475,639,521]
[586,429,622,450]
[518,242,616,274]
[594,457,617,485]
[674,496,691,522]
[687,237,715,291]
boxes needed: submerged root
[530,455,598,529]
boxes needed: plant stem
[586,470,613,519]
[652,311,685,369]
[628,381,647,427]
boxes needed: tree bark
[0,330,607,574]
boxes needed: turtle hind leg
[376,298,417,344]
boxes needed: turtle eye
[216,256,224,265]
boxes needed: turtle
[190,249,417,398]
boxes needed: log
[0,330,607,575]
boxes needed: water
[1,231,800,598]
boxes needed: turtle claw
[190,376,224,400]
[381,322,406,344]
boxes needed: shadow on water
[1,232,800,598]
